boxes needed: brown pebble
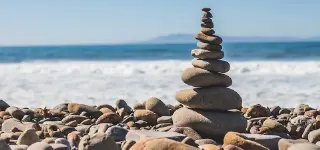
[202,8,211,12]
[95,112,121,124]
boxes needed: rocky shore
[0,99,320,150]
[0,7,319,150]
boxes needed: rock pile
[172,7,247,139]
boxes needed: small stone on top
[202,8,211,12]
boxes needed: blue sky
[0,0,319,45]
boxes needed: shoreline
[0,98,319,149]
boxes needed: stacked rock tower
[172,8,247,139]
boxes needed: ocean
[1,42,320,108]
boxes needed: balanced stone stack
[172,8,247,139]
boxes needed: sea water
[1,42,320,108]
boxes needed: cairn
[172,8,247,139]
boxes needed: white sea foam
[1,60,320,108]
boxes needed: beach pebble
[202,11,213,18]
[130,138,198,150]
[200,28,215,35]
[55,138,71,150]
[17,128,40,145]
[169,127,202,140]
[279,108,291,114]
[50,103,68,114]
[157,125,173,132]
[61,115,88,124]
[223,132,269,150]
[182,67,231,87]
[202,8,211,11]
[309,129,320,143]
[291,115,315,127]
[201,22,214,28]
[6,106,25,120]
[116,107,131,118]
[67,132,80,149]
[121,140,136,150]
[287,143,320,150]
[173,107,246,139]
[78,133,118,150]
[115,99,132,111]
[240,133,281,150]
[99,107,114,114]
[181,137,197,147]
[79,119,91,125]
[197,41,221,51]
[223,145,244,150]
[105,126,128,142]
[262,118,287,132]
[195,33,222,45]
[133,102,144,110]
[43,137,58,144]
[95,112,121,124]
[157,116,172,124]
[245,104,271,118]
[0,111,10,118]
[126,130,186,142]
[270,106,281,116]
[192,59,230,73]
[198,144,220,150]
[302,123,314,139]
[0,138,10,150]
[134,110,157,125]
[122,115,134,123]
[191,49,224,59]
[2,118,26,132]
[0,100,10,111]
[145,97,170,116]
[21,115,31,122]
[278,139,309,150]
[49,143,68,150]
[68,103,102,118]
[287,122,298,135]
[10,145,29,150]
[96,104,116,112]
[27,142,54,150]
[176,87,241,110]
[195,139,217,146]
[305,110,319,117]
[294,104,312,115]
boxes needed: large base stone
[172,107,247,138]
[176,87,242,110]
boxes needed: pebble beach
[1,7,320,150]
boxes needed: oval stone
[195,33,222,45]
[202,8,211,12]
[201,22,214,28]
[202,18,213,24]
[181,67,232,87]
[197,42,222,51]
[172,107,247,138]
[202,11,213,18]
[201,28,215,35]
[191,49,224,59]
[288,143,320,150]
[192,59,230,73]
[175,87,242,110]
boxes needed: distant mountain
[144,34,319,44]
